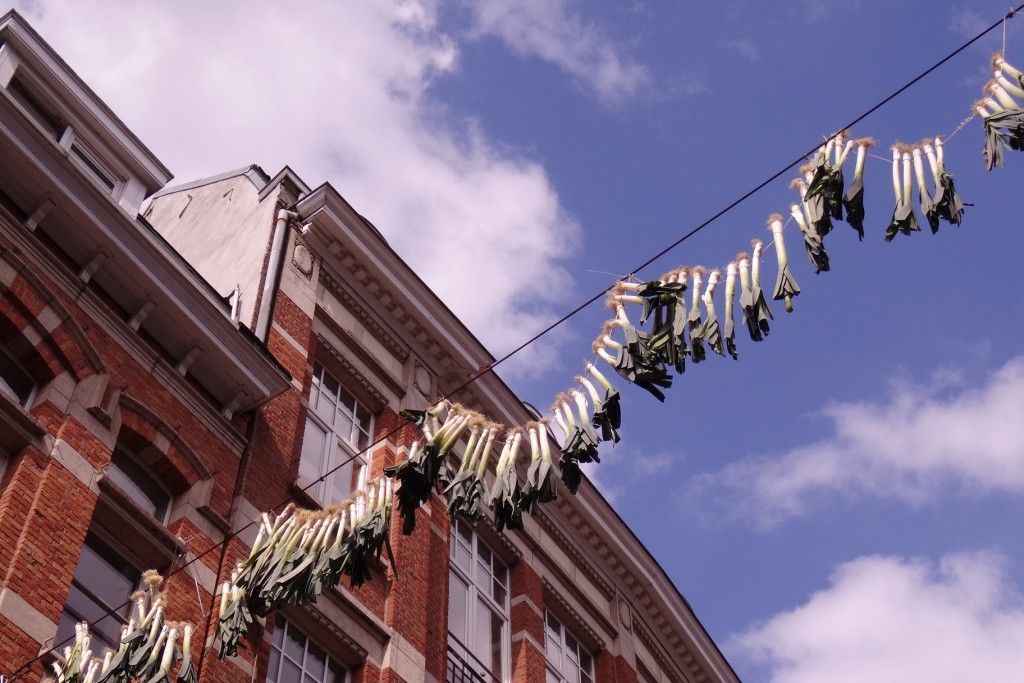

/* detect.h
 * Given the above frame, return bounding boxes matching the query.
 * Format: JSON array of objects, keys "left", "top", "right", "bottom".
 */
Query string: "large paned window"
[
  {"left": 299, "top": 362, "right": 373, "bottom": 505},
  {"left": 266, "top": 615, "right": 347, "bottom": 683},
  {"left": 544, "top": 612, "right": 595, "bottom": 683},
  {"left": 447, "top": 519, "right": 509, "bottom": 681},
  {"left": 56, "top": 533, "right": 141, "bottom": 654}
]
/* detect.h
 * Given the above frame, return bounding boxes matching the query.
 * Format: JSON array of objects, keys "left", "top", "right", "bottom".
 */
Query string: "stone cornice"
[
  {"left": 542, "top": 577, "right": 606, "bottom": 652},
  {"left": 534, "top": 509, "right": 615, "bottom": 601},
  {"left": 315, "top": 333, "right": 388, "bottom": 412},
  {"left": 320, "top": 269, "right": 409, "bottom": 363},
  {"left": 634, "top": 621, "right": 685, "bottom": 683}
]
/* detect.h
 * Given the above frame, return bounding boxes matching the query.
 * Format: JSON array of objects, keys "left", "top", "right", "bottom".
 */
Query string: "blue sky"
[{"left": 19, "top": 1, "right": 1024, "bottom": 680}]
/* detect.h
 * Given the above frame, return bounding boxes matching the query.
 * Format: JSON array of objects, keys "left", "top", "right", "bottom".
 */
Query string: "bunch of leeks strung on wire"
[
  {"left": 47, "top": 572, "right": 197, "bottom": 683},
  {"left": 885, "top": 144, "right": 922, "bottom": 241},
  {"left": 842, "top": 137, "right": 875, "bottom": 240},
  {"left": 217, "top": 481, "right": 395, "bottom": 658},
  {"left": 519, "top": 421, "right": 559, "bottom": 513},
  {"left": 385, "top": 402, "right": 474, "bottom": 535},
  {"left": 600, "top": 288, "right": 673, "bottom": 400},
  {"left": 920, "top": 137, "right": 965, "bottom": 230},
  {"left": 803, "top": 132, "right": 847, "bottom": 233},
  {"left": 979, "top": 52, "right": 1024, "bottom": 170},
  {"left": 444, "top": 420, "right": 498, "bottom": 524},
  {"left": 551, "top": 390, "right": 601, "bottom": 494},
  {"left": 627, "top": 273, "right": 688, "bottom": 374},
  {"left": 488, "top": 428, "right": 524, "bottom": 531}
]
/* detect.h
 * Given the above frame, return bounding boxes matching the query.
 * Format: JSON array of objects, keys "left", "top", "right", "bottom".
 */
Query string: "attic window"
[
  {"left": 70, "top": 142, "right": 118, "bottom": 193},
  {"left": 6, "top": 75, "right": 65, "bottom": 141}
]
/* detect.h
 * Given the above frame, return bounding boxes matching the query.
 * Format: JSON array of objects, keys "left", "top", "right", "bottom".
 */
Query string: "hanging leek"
[
  {"left": 489, "top": 429, "right": 524, "bottom": 531},
  {"left": 687, "top": 266, "right": 707, "bottom": 363},
  {"left": 768, "top": 215, "right": 799, "bottom": 312},
  {"left": 724, "top": 261, "right": 738, "bottom": 359},
  {"left": 842, "top": 137, "right": 874, "bottom": 240},
  {"left": 885, "top": 145, "right": 922, "bottom": 241},
  {"left": 750, "top": 241, "right": 774, "bottom": 334},
  {"left": 698, "top": 269, "right": 724, "bottom": 357},
  {"left": 519, "top": 421, "right": 558, "bottom": 513},
  {"left": 922, "top": 137, "right": 965, "bottom": 229}
]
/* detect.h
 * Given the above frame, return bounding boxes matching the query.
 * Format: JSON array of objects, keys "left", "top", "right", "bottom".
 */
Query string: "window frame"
[
  {"left": 447, "top": 518, "right": 511, "bottom": 682},
  {"left": 298, "top": 362, "right": 375, "bottom": 506},
  {"left": 544, "top": 611, "right": 595, "bottom": 683},
  {"left": 55, "top": 531, "right": 143, "bottom": 656},
  {"left": 266, "top": 614, "right": 348, "bottom": 683},
  {"left": 104, "top": 445, "right": 174, "bottom": 525}
]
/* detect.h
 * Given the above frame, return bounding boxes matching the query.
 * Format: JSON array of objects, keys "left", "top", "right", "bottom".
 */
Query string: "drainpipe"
[{"left": 255, "top": 208, "right": 298, "bottom": 341}]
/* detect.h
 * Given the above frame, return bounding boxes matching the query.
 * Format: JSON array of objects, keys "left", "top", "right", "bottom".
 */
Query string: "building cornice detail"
[
  {"left": 320, "top": 269, "right": 409, "bottom": 363},
  {"left": 534, "top": 510, "right": 615, "bottom": 601},
  {"left": 633, "top": 621, "right": 685, "bottom": 683},
  {"left": 315, "top": 333, "right": 388, "bottom": 411},
  {"left": 542, "top": 577, "right": 606, "bottom": 652}
]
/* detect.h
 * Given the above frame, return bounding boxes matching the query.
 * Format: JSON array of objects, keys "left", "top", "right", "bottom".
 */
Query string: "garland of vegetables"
[{"left": 39, "top": 49, "right": 1024, "bottom": 683}]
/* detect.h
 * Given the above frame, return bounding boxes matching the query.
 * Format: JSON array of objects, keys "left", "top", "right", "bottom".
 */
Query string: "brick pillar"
[
  {"left": 510, "top": 561, "right": 547, "bottom": 683},
  {"left": 0, "top": 425, "right": 104, "bottom": 678},
  {"left": 595, "top": 651, "right": 640, "bottom": 683}
]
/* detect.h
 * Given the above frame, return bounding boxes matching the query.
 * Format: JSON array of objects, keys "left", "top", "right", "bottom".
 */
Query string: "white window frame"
[
  {"left": 544, "top": 611, "right": 595, "bottom": 683},
  {"left": 299, "top": 362, "right": 374, "bottom": 505},
  {"left": 447, "top": 518, "right": 510, "bottom": 682},
  {"left": 266, "top": 615, "right": 348, "bottom": 683}
]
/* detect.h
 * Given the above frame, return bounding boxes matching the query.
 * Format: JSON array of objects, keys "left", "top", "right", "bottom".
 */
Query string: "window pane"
[
  {"left": 306, "top": 642, "right": 327, "bottom": 680},
  {"left": 284, "top": 625, "right": 306, "bottom": 663},
  {"left": 299, "top": 420, "right": 327, "bottom": 486},
  {"left": 492, "top": 575, "right": 507, "bottom": 606},
  {"left": 447, "top": 572, "right": 468, "bottom": 642},
  {"left": 322, "top": 371, "right": 339, "bottom": 399},
  {"left": 328, "top": 660, "right": 345, "bottom": 683},
  {"left": 278, "top": 658, "right": 301, "bottom": 683},
  {"left": 324, "top": 453, "right": 354, "bottom": 506},
  {"left": 0, "top": 346, "right": 33, "bottom": 406},
  {"left": 487, "top": 607, "right": 504, "bottom": 679}
]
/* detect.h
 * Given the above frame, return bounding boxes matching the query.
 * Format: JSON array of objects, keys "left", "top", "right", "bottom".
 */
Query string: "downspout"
[{"left": 255, "top": 208, "right": 298, "bottom": 341}]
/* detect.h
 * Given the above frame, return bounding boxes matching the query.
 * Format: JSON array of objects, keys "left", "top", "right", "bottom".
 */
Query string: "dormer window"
[
  {"left": 6, "top": 73, "right": 65, "bottom": 141},
  {"left": 0, "top": 342, "right": 33, "bottom": 407},
  {"left": 69, "top": 140, "right": 119, "bottom": 193}
]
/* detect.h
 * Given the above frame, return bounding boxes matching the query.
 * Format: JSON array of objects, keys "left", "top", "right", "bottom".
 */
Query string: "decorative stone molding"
[
  {"left": 298, "top": 603, "right": 370, "bottom": 663},
  {"left": 320, "top": 269, "right": 409, "bottom": 363},
  {"left": 315, "top": 334, "right": 388, "bottom": 412},
  {"left": 634, "top": 621, "right": 685, "bottom": 683},
  {"left": 292, "top": 239, "right": 314, "bottom": 280},
  {"left": 542, "top": 577, "right": 606, "bottom": 652},
  {"left": 534, "top": 510, "right": 615, "bottom": 601}
]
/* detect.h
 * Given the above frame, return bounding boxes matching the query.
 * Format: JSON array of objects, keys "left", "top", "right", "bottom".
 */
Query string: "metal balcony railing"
[{"left": 446, "top": 634, "right": 502, "bottom": 683}]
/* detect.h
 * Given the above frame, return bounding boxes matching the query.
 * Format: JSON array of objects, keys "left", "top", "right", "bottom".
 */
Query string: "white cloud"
[
  {"left": 727, "top": 38, "right": 760, "bottom": 63},
  {"left": 582, "top": 444, "right": 676, "bottom": 503},
  {"left": 687, "top": 357, "right": 1024, "bottom": 526},
  {"left": 463, "top": 0, "right": 651, "bottom": 106},
  {"left": 16, "top": 0, "right": 580, "bottom": 377},
  {"left": 734, "top": 551, "right": 1024, "bottom": 683}
]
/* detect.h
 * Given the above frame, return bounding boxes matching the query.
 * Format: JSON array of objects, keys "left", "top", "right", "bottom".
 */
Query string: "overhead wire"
[{"left": 7, "top": 4, "right": 1022, "bottom": 681}]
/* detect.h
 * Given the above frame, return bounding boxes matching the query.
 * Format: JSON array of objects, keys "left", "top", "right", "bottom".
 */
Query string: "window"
[
  {"left": 105, "top": 446, "right": 172, "bottom": 523},
  {"left": 0, "top": 342, "right": 34, "bottom": 407},
  {"left": 6, "top": 74, "right": 65, "bottom": 141},
  {"left": 69, "top": 141, "right": 118, "bottom": 193},
  {"left": 447, "top": 519, "right": 509, "bottom": 681},
  {"left": 56, "top": 533, "right": 141, "bottom": 654},
  {"left": 299, "top": 362, "right": 373, "bottom": 505},
  {"left": 544, "top": 612, "right": 594, "bottom": 683},
  {"left": 267, "top": 615, "right": 347, "bottom": 683}
]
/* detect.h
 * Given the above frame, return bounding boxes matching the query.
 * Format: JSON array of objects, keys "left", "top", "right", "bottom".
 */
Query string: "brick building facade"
[{"left": 0, "top": 11, "right": 740, "bottom": 683}]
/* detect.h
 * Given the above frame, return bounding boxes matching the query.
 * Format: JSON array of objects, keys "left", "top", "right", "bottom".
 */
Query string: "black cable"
[{"left": 8, "top": 5, "right": 1020, "bottom": 680}]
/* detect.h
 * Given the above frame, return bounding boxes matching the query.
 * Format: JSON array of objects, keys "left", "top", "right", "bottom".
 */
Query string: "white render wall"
[{"left": 145, "top": 174, "right": 278, "bottom": 330}]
